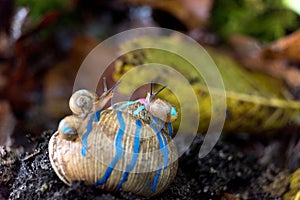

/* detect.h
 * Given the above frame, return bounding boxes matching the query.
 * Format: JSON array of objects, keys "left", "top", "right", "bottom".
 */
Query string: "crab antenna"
[
  {"left": 153, "top": 85, "right": 167, "bottom": 96},
  {"left": 103, "top": 77, "right": 108, "bottom": 92}
]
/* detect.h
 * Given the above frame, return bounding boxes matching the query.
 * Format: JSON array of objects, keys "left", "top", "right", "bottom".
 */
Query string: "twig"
[{"left": 21, "top": 150, "right": 40, "bottom": 161}]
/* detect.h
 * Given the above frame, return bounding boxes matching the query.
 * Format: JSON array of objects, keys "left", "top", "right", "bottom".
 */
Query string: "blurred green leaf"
[
  {"left": 17, "top": 0, "right": 69, "bottom": 23},
  {"left": 211, "top": 0, "right": 299, "bottom": 43},
  {"left": 113, "top": 36, "right": 300, "bottom": 134}
]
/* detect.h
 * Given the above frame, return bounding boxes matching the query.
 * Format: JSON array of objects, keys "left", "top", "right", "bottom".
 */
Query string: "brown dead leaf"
[
  {"left": 120, "top": 0, "right": 213, "bottom": 29},
  {"left": 222, "top": 193, "right": 237, "bottom": 200},
  {"left": 43, "top": 36, "right": 117, "bottom": 119},
  {"left": 230, "top": 34, "right": 300, "bottom": 89},
  {"left": 44, "top": 36, "right": 100, "bottom": 119},
  {"left": 261, "top": 29, "right": 300, "bottom": 62},
  {"left": 0, "top": 32, "right": 10, "bottom": 58},
  {"left": 0, "top": 63, "right": 8, "bottom": 90},
  {"left": 0, "top": 101, "right": 16, "bottom": 147}
]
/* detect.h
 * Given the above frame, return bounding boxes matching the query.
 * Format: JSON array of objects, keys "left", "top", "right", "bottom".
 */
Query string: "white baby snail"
[
  {"left": 68, "top": 89, "right": 98, "bottom": 117},
  {"left": 69, "top": 81, "right": 120, "bottom": 118},
  {"left": 57, "top": 115, "right": 81, "bottom": 141},
  {"left": 144, "top": 84, "right": 178, "bottom": 123},
  {"left": 48, "top": 80, "right": 178, "bottom": 197}
]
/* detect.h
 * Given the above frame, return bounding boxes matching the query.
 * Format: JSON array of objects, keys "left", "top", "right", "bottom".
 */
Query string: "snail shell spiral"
[
  {"left": 147, "top": 98, "right": 177, "bottom": 123},
  {"left": 69, "top": 89, "right": 98, "bottom": 117},
  {"left": 49, "top": 89, "right": 178, "bottom": 197},
  {"left": 57, "top": 115, "right": 81, "bottom": 141}
]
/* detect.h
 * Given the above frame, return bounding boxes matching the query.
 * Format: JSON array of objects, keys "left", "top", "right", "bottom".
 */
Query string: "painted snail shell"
[{"left": 49, "top": 89, "right": 178, "bottom": 197}]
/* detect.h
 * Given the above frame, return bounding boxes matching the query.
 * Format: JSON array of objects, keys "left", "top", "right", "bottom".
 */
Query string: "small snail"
[{"left": 48, "top": 81, "right": 178, "bottom": 197}]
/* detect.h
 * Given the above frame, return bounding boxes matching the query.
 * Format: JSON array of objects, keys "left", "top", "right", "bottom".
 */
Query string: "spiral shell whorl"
[
  {"left": 49, "top": 109, "right": 178, "bottom": 197},
  {"left": 148, "top": 98, "right": 177, "bottom": 123},
  {"left": 58, "top": 116, "right": 81, "bottom": 141},
  {"left": 49, "top": 88, "right": 178, "bottom": 197},
  {"left": 69, "top": 89, "right": 97, "bottom": 117}
]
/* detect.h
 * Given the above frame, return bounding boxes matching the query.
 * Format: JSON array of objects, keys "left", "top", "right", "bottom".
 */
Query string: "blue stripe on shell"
[
  {"left": 159, "top": 131, "right": 168, "bottom": 169},
  {"left": 115, "top": 101, "right": 145, "bottom": 117},
  {"left": 150, "top": 167, "right": 162, "bottom": 192},
  {"left": 116, "top": 119, "right": 142, "bottom": 190},
  {"left": 81, "top": 110, "right": 102, "bottom": 157},
  {"left": 152, "top": 116, "right": 164, "bottom": 132},
  {"left": 167, "top": 122, "right": 173, "bottom": 137},
  {"left": 94, "top": 110, "right": 125, "bottom": 186},
  {"left": 149, "top": 117, "right": 169, "bottom": 192},
  {"left": 95, "top": 110, "right": 101, "bottom": 121},
  {"left": 133, "top": 105, "right": 145, "bottom": 116},
  {"left": 151, "top": 117, "right": 168, "bottom": 168},
  {"left": 117, "top": 101, "right": 137, "bottom": 110},
  {"left": 61, "top": 126, "right": 74, "bottom": 134},
  {"left": 90, "top": 101, "right": 172, "bottom": 191}
]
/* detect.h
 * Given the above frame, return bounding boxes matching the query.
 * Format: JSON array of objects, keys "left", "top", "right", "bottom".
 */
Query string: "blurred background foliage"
[
  {"left": 1, "top": 1, "right": 300, "bottom": 199},
  {"left": 16, "top": 0, "right": 70, "bottom": 24},
  {"left": 15, "top": 0, "right": 300, "bottom": 43},
  {"left": 211, "top": 0, "right": 299, "bottom": 43},
  {"left": 0, "top": 0, "right": 298, "bottom": 143}
]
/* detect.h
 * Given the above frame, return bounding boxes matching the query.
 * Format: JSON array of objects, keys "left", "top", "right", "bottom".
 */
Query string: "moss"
[
  {"left": 17, "top": 0, "right": 69, "bottom": 24},
  {"left": 211, "top": 0, "right": 299, "bottom": 43}
]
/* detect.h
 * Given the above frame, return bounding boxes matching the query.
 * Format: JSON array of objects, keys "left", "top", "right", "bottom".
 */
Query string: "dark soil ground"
[{"left": 0, "top": 131, "right": 284, "bottom": 200}]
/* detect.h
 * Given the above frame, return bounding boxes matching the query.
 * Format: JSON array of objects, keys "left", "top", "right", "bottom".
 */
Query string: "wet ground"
[{"left": 0, "top": 131, "right": 283, "bottom": 200}]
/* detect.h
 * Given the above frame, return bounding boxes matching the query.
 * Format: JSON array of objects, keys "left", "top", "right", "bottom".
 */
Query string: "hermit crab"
[{"left": 48, "top": 81, "right": 178, "bottom": 197}]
